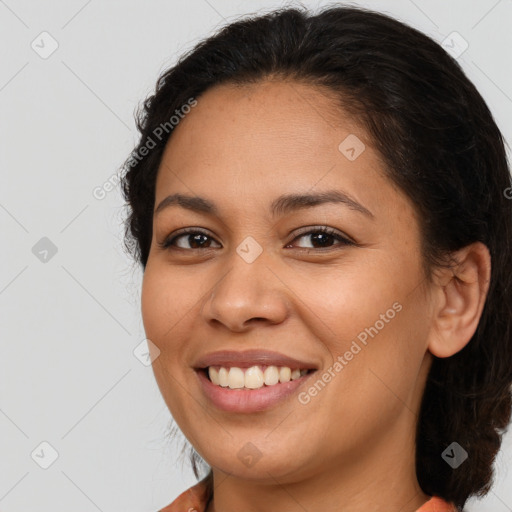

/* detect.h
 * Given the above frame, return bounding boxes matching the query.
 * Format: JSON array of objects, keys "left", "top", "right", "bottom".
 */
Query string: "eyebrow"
[{"left": 154, "top": 190, "right": 374, "bottom": 219}]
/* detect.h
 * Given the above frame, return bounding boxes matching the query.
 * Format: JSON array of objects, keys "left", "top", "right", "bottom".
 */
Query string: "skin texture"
[{"left": 141, "top": 79, "right": 491, "bottom": 512}]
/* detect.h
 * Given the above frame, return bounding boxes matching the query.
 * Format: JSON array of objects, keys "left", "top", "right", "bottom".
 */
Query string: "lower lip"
[{"left": 195, "top": 369, "right": 316, "bottom": 413}]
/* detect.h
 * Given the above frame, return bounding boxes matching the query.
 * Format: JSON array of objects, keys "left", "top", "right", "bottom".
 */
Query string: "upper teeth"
[{"left": 208, "top": 366, "right": 309, "bottom": 389}]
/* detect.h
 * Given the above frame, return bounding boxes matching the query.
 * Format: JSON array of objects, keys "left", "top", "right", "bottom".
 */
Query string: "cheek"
[
  {"left": 294, "top": 251, "right": 427, "bottom": 393},
  {"left": 293, "top": 255, "right": 406, "bottom": 348},
  {"left": 141, "top": 261, "right": 207, "bottom": 365},
  {"left": 141, "top": 266, "right": 192, "bottom": 413},
  {"left": 141, "top": 264, "right": 189, "bottom": 341},
  {"left": 141, "top": 266, "right": 188, "bottom": 401},
  {"left": 141, "top": 270, "right": 166, "bottom": 342}
]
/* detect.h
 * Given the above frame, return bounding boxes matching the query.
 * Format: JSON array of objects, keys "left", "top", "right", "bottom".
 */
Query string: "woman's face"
[{"left": 142, "top": 79, "right": 435, "bottom": 484}]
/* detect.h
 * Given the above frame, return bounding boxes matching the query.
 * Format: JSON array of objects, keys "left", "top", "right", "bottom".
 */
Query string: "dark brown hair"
[{"left": 120, "top": 4, "right": 512, "bottom": 510}]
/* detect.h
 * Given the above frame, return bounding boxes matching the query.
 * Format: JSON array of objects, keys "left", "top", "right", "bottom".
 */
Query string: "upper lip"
[{"left": 193, "top": 349, "right": 318, "bottom": 370}]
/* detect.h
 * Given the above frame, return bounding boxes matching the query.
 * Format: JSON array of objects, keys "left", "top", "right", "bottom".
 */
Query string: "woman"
[{"left": 120, "top": 4, "right": 512, "bottom": 511}]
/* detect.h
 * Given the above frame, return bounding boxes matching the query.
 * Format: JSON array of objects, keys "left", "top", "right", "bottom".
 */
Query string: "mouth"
[
  {"left": 199, "top": 364, "right": 315, "bottom": 390},
  {"left": 195, "top": 365, "right": 318, "bottom": 413}
]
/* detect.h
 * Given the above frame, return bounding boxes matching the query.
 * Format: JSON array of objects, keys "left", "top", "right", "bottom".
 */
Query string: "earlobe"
[{"left": 427, "top": 242, "right": 491, "bottom": 359}]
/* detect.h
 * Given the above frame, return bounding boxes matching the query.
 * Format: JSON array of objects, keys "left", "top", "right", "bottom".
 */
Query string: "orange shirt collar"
[{"left": 159, "top": 478, "right": 458, "bottom": 512}]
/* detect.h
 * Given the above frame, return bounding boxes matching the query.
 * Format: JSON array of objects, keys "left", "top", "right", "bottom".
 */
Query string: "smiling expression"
[{"left": 141, "top": 78, "right": 435, "bottom": 484}]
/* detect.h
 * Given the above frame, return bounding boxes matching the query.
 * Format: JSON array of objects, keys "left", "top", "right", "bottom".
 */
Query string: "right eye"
[{"left": 158, "top": 228, "right": 222, "bottom": 250}]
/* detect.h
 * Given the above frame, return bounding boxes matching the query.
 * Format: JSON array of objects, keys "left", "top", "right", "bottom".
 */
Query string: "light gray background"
[{"left": 0, "top": 0, "right": 511, "bottom": 510}]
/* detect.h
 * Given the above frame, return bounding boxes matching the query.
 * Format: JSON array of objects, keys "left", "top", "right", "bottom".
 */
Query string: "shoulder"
[
  {"left": 159, "top": 476, "right": 212, "bottom": 512},
  {"left": 415, "top": 495, "right": 458, "bottom": 512}
]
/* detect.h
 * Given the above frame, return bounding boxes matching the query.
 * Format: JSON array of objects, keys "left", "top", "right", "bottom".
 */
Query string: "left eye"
[
  {"left": 159, "top": 227, "right": 354, "bottom": 251},
  {"left": 288, "top": 227, "right": 354, "bottom": 250}
]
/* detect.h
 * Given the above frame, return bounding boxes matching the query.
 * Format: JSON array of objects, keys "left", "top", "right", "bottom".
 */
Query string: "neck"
[{"left": 205, "top": 420, "right": 430, "bottom": 512}]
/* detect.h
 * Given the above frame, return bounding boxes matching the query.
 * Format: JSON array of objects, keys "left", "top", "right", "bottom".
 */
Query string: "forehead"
[
  {"left": 163, "top": 79, "right": 362, "bottom": 156},
  {"left": 154, "top": 79, "right": 413, "bottom": 225}
]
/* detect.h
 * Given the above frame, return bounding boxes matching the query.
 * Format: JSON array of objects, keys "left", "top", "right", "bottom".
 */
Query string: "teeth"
[
  {"left": 263, "top": 366, "right": 279, "bottom": 386},
  {"left": 207, "top": 365, "right": 311, "bottom": 390},
  {"left": 279, "top": 366, "right": 291, "bottom": 383},
  {"left": 291, "top": 369, "right": 301, "bottom": 380},
  {"left": 218, "top": 367, "right": 229, "bottom": 387},
  {"left": 209, "top": 367, "right": 220, "bottom": 385},
  {"left": 244, "top": 366, "right": 264, "bottom": 389},
  {"left": 227, "top": 367, "right": 245, "bottom": 389}
]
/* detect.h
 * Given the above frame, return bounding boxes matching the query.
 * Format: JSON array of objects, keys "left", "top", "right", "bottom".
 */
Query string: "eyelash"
[{"left": 157, "top": 226, "right": 356, "bottom": 252}]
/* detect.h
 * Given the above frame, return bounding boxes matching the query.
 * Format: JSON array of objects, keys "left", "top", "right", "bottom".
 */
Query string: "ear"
[{"left": 428, "top": 242, "right": 491, "bottom": 358}]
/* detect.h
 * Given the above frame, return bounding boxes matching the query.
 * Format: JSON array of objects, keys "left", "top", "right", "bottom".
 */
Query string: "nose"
[{"left": 200, "top": 251, "right": 290, "bottom": 333}]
